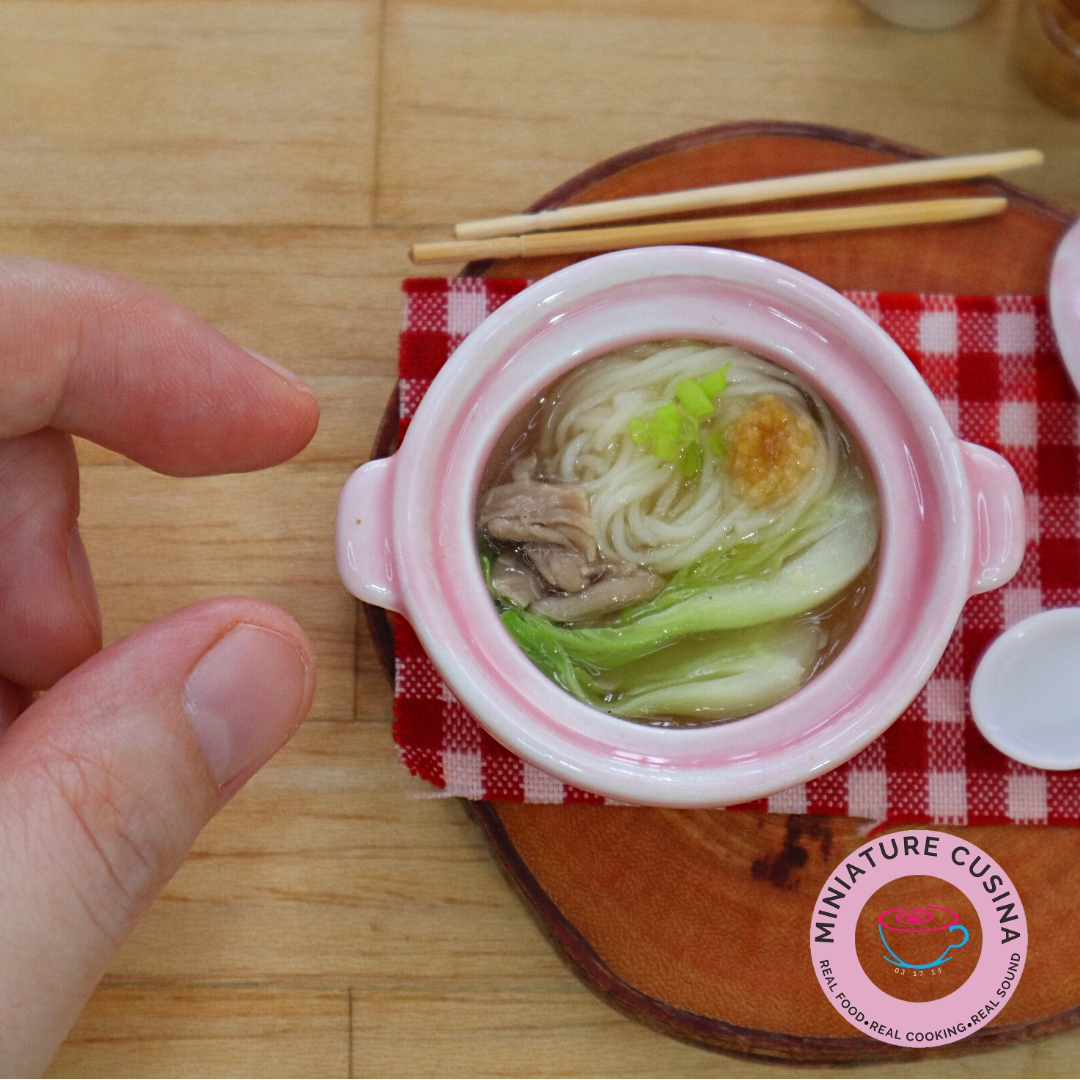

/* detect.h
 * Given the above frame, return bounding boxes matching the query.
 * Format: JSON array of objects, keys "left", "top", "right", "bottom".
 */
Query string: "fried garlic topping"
[{"left": 729, "top": 394, "right": 818, "bottom": 507}]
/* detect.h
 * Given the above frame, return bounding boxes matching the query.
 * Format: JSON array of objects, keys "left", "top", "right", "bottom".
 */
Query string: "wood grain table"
[{"left": 0, "top": 1, "right": 1072, "bottom": 1075}]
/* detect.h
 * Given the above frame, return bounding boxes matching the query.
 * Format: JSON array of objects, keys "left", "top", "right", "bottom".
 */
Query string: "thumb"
[{"left": 0, "top": 598, "right": 316, "bottom": 1077}]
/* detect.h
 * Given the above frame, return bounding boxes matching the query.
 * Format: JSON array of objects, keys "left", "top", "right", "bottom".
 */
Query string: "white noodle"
[{"left": 535, "top": 340, "right": 841, "bottom": 575}]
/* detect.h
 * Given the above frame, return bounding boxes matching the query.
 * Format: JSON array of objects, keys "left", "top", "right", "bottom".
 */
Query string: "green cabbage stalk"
[{"left": 492, "top": 481, "right": 878, "bottom": 720}]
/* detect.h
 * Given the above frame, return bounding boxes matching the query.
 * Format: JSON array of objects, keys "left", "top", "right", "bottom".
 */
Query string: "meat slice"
[
  {"left": 525, "top": 546, "right": 596, "bottom": 593},
  {"left": 480, "top": 459, "right": 662, "bottom": 618},
  {"left": 479, "top": 477, "right": 598, "bottom": 561},
  {"left": 529, "top": 564, "right": 663, "bottom": 623},
  {"left": 490, "top": 551, "right": 547, "bottom": 608}
]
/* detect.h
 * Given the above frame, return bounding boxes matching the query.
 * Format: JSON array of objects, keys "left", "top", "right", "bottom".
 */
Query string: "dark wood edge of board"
[{"left": 361, "top": 120, "right": 1080, "bottom": 1062}]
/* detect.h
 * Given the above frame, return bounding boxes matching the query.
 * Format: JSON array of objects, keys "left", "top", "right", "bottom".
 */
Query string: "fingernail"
[
  {"left": 244, "top": 349, "right": 317, "bottom": 398},
  {"left": 67, "top": 524, "right": 101, "bottom": 634},
  {"left": 183, "top": 624, "right": 310, "bottom": 786}
]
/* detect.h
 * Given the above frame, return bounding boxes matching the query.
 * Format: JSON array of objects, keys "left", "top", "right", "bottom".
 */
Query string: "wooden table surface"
[{"left": 7, "top": 1, "right": 1075, "bottom": 1075}]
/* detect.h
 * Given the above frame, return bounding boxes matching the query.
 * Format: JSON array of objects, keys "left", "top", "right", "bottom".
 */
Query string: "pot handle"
[
  {"left": 335, "top": 456, "right": 403, "bottom": 613},
  {"left": 961, "top": 441, "right": 1026, "bottom": 596}
]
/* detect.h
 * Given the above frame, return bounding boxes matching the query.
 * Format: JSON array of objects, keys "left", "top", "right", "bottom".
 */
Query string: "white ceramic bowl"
[
  {"left": 857, "top": 0, "right": 986, "bottom": 30},
  {"left": 1049, "top": 215, "right": 1080, "bottom": 395},
  {"left": 336, "top": 247, "right": 1025, "bottom": 807},
  {"left": 971, "top": 609, "right": 1080, "bottom": 771}
]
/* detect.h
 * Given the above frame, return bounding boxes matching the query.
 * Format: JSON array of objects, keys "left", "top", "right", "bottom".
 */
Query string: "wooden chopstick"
[
  {"left": 411, "top": 196, "right": 1008, "bottom": 265},
  {"left": 453, "top": 149, "right": 1041, "bottom": 241}
]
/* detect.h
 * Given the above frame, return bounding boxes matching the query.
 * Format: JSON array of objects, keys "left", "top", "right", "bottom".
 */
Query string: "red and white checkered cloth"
[{"left": 392, "top": 277, "right": 1080, "bottom": 825}]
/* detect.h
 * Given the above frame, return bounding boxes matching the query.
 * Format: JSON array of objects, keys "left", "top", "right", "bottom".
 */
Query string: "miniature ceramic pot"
[{"left": 335, "top": 247, "right": 1025, "bottom": 807}]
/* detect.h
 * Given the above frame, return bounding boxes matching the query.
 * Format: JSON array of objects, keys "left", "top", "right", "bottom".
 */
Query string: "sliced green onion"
[
  {"left": 652, "top": 432, "right": 680, "bottom": 463},
  {"left": 627, "top": 365, "right": 732, "bottom": 470},
  {"left": 675, "top": 377, "right": 715, "bottom": 419},
  {"left": 699, "top": 363, "right": 731, "bottom": 399},
  {"left": 679, "top": 442, "right": 703, "bottom": 478},
  {"left": 654, "top": 401, "right": 681, "bottom": 434}
]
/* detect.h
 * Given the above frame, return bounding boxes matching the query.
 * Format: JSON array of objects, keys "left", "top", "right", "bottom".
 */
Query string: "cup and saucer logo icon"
[{"left": 877, "top": 906, "right": 969, "bottom": 970}]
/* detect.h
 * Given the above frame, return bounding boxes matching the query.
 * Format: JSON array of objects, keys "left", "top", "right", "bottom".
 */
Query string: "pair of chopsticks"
[{"left": 408, "top": 149, "right": 1042, "bottom": 265}]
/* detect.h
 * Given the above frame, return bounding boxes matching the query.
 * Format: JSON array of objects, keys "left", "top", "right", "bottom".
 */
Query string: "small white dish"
[
  {"left": 856, "top": 0, "right": 987, "bottom": 30},
  {"left": 971, "top": 609, "right": 1080, "bottom": 770},
  {"left": 1049, "top": 216, "right": 1080, "bottom": 396}
]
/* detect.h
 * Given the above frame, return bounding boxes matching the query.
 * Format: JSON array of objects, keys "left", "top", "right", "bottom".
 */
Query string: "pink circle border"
[{"left": 809, "top": 830, "right": 1027, "bottom": 1048}]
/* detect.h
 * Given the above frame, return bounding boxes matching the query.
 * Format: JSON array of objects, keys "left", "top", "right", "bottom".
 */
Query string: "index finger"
[{"left": 0, "top": 256, "right": 319, "bottom": 476}]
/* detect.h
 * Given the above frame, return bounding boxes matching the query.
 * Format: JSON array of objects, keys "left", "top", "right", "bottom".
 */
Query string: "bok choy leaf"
[
  {"left": 503, "top": 481, "right": 877, "bottom": 670},
  {"left": 491, "top": 477, "right": 878, "bottom": 720}
]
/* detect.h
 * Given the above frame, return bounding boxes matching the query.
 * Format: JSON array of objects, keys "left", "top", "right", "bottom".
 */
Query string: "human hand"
[{"left": 0, "top": 256, "right": 321, "bottom": 1075}]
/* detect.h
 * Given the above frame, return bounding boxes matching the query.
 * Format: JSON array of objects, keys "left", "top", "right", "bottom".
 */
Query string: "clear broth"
[{"left": 476, "top": 344, "right": 880, "bottom": 726}]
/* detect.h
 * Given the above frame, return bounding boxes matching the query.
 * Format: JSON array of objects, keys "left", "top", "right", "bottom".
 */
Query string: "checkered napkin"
[{"left": 392, "top": 278, "right": 1080, "bottom": 825}]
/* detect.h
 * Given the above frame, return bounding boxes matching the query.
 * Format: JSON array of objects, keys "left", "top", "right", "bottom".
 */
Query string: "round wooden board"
[{"left": 369, "top": 122, "right": 1080, "bottom": 1064}]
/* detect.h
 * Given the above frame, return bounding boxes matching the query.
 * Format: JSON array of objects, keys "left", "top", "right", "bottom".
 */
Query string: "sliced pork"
[
  {"left": 528, "top": 563, "right": 663, "bottom": 623},
  {"left": 490, "top": 551, "right": 547, "bottom": 609},
  {"left": 478, "top": 473, "right": 598, "bottom": 562},
  {"left": 482, "top": 459, "right": 664, "bottom": 623},
  {"left": 525, "top": 546, "right": 596, "bottom": 593}
]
